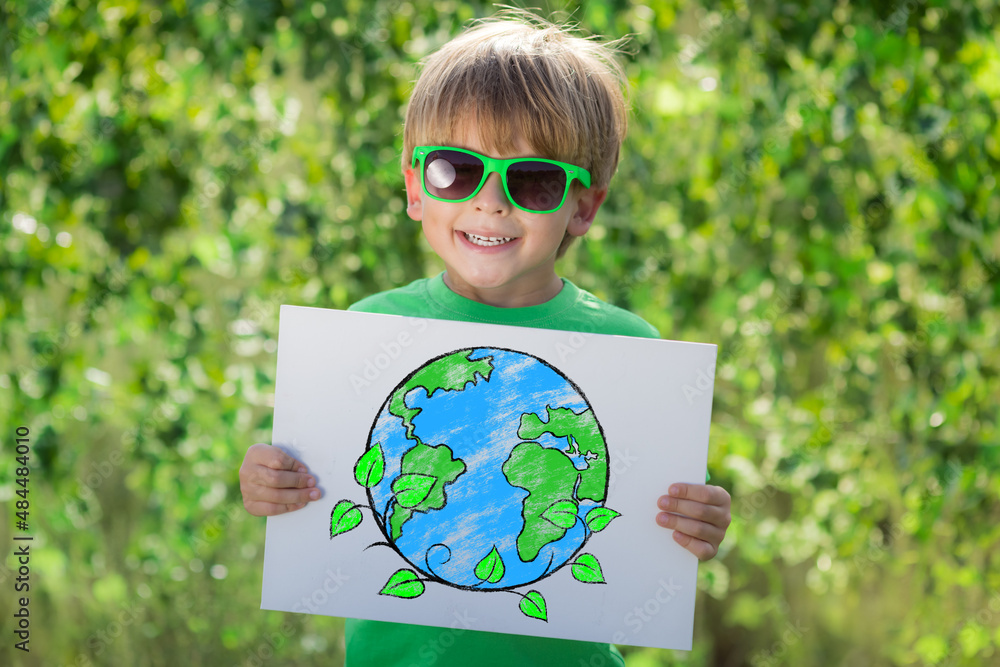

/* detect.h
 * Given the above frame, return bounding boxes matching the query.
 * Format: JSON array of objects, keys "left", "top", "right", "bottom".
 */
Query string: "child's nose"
[{"left": 473, "top": 173, "right": 512, "bottom": 213}]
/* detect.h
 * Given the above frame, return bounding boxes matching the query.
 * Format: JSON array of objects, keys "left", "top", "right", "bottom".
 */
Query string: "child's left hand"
[{"left": 656, "top": 483, "right": 731, "bottom": 561}]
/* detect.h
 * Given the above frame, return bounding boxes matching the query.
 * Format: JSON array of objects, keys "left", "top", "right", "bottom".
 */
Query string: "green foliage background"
[{"left": 1, "top": 0, "right": 999, "bottom": 665}]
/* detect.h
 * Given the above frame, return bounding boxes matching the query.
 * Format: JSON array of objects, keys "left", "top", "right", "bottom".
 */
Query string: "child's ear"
[
  {"left": 566, "top": 187, "right": 608, "bottom": 238},
  {"left": 403, "top": 168, "right": 423, "bottom": 221}
]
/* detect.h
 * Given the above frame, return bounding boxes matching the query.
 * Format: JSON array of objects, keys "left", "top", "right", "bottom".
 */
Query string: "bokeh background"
[{"left": 2, "top": 0, "right": 999, "bottom": 665}]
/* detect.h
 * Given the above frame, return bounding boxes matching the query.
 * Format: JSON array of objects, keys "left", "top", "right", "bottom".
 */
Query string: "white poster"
[{"left": 261, "top": 305, "right": 717, "bottom": 651}]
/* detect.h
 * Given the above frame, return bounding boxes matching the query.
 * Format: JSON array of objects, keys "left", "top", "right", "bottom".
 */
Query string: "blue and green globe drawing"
[{"left": 330, "top": 347, "right": 621, "bottom": 620}]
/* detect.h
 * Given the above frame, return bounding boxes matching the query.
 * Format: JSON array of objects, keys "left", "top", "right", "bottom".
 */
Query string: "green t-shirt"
[
  {"left": 344, "top": 272, "right": 660, "bottom": 667},
  {"left": 348, "top": 272, "right": 660, "bottom": 338}
]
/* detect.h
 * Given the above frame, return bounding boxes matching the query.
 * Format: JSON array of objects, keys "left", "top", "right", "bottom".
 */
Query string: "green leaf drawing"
[
  {"left": 584, "top": 506, "right": 621, "bottom": 533},
  {"left": 474, "top": 545, "right": 505, "bottom": 584},
  {"left": 541, "top": 499, "right": 579, "bottom": 529},
  {"left": 379, "top": 569, "right": 425, "bottom": 599},
  {"left": 570, "top": 553, "right": 606, "bottom": 584},
  {"left": 391, "top": 473, "right": 436, "bottom": 508},
  {"left": 519, "top": 590, "right": 548, "bottom": 622},
  {"left": 329, "top": 500, "right": 363, "bottom": 538},
  {"left": 355, "top": 442, "right": 385, "bottom": 488}
]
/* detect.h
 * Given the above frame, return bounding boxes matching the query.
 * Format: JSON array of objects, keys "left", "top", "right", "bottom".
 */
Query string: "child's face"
[{"left": 404, "top": 123, "right": 606, "bottom": 308}]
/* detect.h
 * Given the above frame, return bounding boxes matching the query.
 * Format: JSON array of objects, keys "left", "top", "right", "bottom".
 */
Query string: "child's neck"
[{"left": 442, "top": 271, "right": 564, "bottom": 308}]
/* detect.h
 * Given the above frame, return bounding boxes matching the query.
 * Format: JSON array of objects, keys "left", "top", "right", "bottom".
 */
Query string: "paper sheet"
[{"left": 261, "top": 306, "right": 717, "bottom": 650}]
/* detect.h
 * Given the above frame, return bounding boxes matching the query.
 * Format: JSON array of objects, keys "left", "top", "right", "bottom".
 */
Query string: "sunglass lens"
[
  {"left": 424, "top": 150, "right": 484, "bottom": 200},
  {"left": 506, "top": 162, "right": 568, "bottom": 212}
]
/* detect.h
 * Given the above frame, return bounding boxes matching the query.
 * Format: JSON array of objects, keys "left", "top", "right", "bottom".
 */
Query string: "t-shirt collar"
[{"left": 426, "top": 272, "right": 579, "bottom": 325}]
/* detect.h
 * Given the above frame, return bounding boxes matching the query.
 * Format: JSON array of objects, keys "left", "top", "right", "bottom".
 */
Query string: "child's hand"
[
  {"left": 239, "top": 443, "right": 322, "bottom": 516},
  {"left": 656, "top": 483, "right": 731, "bottom": 561}
]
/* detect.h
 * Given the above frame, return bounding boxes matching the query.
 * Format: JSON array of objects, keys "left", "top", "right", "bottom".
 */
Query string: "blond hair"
[{"left": 402, "top": 11, "right": 630, "bottom": 252}]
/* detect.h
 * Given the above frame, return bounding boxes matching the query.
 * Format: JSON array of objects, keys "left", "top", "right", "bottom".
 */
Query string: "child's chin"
[
  {"left": 455, "top": 273, "right": 512, "bottom": 290},
  {"left": 449, "top": 268, "right": 524, "bottom": 291}
]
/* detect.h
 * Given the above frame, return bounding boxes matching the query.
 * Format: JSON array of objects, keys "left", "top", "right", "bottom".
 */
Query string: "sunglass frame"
[{"left": 411, "top": 145, "right": 592, "bottom": 214}]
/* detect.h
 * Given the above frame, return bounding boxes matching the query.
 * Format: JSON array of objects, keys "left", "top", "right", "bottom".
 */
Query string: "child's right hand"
[{"left": 239, "top": 443, "right": 322, "bottom": 516}]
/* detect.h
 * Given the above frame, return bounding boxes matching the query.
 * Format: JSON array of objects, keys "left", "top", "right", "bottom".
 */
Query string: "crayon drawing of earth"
[{"left": 364, "top": 347, "right": 609, "bottom": 590}]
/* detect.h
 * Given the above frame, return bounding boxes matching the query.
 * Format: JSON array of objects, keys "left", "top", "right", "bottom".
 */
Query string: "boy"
[{"left": 239, "top": 12, "right": 731, "bottom": 666}]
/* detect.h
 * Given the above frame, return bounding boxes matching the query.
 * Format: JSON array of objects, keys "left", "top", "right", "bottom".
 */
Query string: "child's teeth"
[{"left": 464, "top": 233, "right": 513, "bottom": 246}]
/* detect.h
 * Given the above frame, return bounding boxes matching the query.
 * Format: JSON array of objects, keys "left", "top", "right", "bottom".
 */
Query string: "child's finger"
[
  {"left": 656, "top": 511, "right": 725, "bottom": 546},
  {"left": 657, "top": 495, "right": 731, "bottom": 528},
  {"left": 671, "top": 530, "right": 718, "bottom": 561},
  {"left": 250, "top": 465, "right": 316, "bottom": 491},
  {"left": 667, "top": 482, "right": 730, "bottom": 507},
  {"left": 251, "top": 484, "right": 322, "bottom": 506},
  {"left": 244, "top": 499, "right": 309, "bottom": 517},
  {"left": 254, "top": 443, "right": 307, "bottom": 473}
]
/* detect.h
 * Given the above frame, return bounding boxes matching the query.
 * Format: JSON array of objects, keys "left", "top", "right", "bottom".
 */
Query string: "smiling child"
[{"left": 240, "top": 11, "right": 732, "bottom": 666}]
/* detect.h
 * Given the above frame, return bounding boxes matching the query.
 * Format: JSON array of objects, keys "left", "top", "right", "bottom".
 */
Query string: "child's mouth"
[{"left": 463, "top": 232, "right": 514, "bottom": 247}]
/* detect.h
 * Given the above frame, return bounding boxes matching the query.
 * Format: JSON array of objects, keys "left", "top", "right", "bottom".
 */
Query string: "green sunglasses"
[{"left": 411, "top": 146, "right": 592, "bottom": 214}]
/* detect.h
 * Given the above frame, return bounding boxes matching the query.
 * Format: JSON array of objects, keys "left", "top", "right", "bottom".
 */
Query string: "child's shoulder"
[
  {"left": 564, "top": 280, "right": 661, "bottom": 339},
  {"left": 347, "top": 277, "right": 435, "bottom": 318}
]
